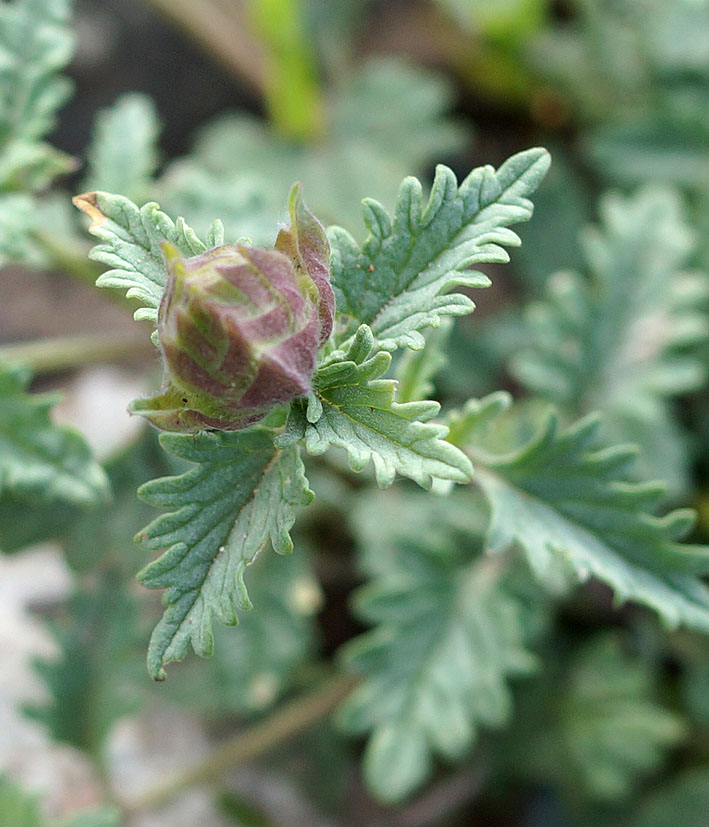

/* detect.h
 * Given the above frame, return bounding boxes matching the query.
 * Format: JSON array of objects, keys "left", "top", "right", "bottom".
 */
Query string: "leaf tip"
[{"left": 72, "top": 191, "right": 105, "bottom": 226}]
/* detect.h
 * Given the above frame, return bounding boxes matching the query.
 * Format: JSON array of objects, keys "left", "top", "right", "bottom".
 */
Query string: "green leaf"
[
  {"left": 449, "top": 392, "right": 709, "bottom": 630},
  {"left": 0, "top": 776, "right": 42, "bottom": 827},
  {"left": 58, "top": 809, "right": 121, "bottom": 827},
  {"left": 297, "top": 325, "right": 473, "bottom": 489},
  {"left": 588, "top": 119, "right": 709, "bottom": 192},
  {"left": 25, "top": 571, "right": 141, "bottom": 756},
  {"left": 0, "top": 776, "right": 119, "bottom": 827},
  {"left": 329, "top": 147, "right": 550, "bottom": 350},
  {"left": 349, "top": 484, "right": 487, "bottom": 578},
  {"left": 0, "top": 362, "right": 109, "bottom": 508},
  {"left": 631, "top": 767, "right": 709, "bottom": 827},
  {"left": 158, "top": 57, "right": 466, "bottom": 242},
  {"left": 395, "top": 317, "right": 452, "bottom": 404},
  {"left": 161, "top": 546, "right": 319, "bottom": 715},
  {"left": 72, "top": 190, "right": 209, "bottom": 323},
  {"left": 0, "top": 193, "right": 36, "bottom": 265},
  {"left": 557, "top": 635, "right": 685, "bottom": 800},
  {"left": 0, "top": 0, "right": 75, "bottom": 190},
  {"left": 512, "top": 187, "right": 708, "bottom": 409},
  {"left": 83, "top": 92, "right": 160, "bottom": 203},
  {"left": 338, "top": 497, "right": 535, "bottom": 802},
  {"left": 136, "top": 428, "right": 313, "bottom": 679},
  {"left": 511, "top": 187, "right": 709, "bottom": 492}
]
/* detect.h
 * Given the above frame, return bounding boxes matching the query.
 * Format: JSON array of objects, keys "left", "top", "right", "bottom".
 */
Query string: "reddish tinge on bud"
[{"left": 130, "top": 185, "right": 334, "bottom": 432}]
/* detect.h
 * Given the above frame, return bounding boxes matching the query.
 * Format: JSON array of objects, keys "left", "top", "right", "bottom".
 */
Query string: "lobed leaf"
[
  {"left": 0, "top": 0, "right": 75, "bottom": 191},
  {"left": 512, "top": 187, "right": 709, "bottom": 494},
  {"left": 135, "top": 428, "right": 313, "bottom": 679},
  {"left": 73, "top": 191, "right": 209, "bottom": 324},
  {"left": 329, "top": 147, "right": 550, "bottom": 350},
  {"left": 0, "top": 362, "right": 109, "bottom": 509},
  {"left": 557, "top": 635, "right": 685, "bottom": 800},
  {"left": 26, "top": 571, "right": 141, "bottom": 756},
  {"left": 83, "top": 92, "right": 161, "bottom": 203},
  {"left": 449, "top": 393, "right": 709, "bottom": 631},
  {"left": 165, "top": 548, "right": 320, "bottom": 716},
  {"left": 339, "top": 502, "right": 535, "bottom": 802},
  {"left": 296, "top": 325, "right": 473, "bottom": 489},
  {"left": 512, "top": 188, "right": 708, "bottom": 409}
]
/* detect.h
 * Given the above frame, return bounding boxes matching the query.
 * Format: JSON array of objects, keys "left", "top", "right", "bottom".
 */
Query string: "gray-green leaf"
[
  {"left": 83, "top": 92, "right": 161, "bottom": 203},
  {"left": 330, "top": 147, "right": 550, "bottom": 350},
  {"left": 0, "top": 362, "right": 109, "bottom": 508},
  {"left": 301, "top": 325, "right": 473, "bottom": 489},
  {"left": 511, "top": 187, "right": 708, "bottom": 492},
  {"left": 136, "top": 428, "right": 313, "bottom": 679},
  {"left": 0, "top": 0, "right": 75, "bottom": 191},
  {"left": 339, "top": 509, "right": 535, "bottom": 802},
  {"left": 73, "top": 191, "right": 208, "bottom": 323},
  {"left": 449, "top": 393, "right": 709, "bottom": 631}
]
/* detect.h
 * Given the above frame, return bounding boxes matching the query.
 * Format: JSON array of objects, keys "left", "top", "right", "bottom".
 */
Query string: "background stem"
[
  {"left": 0, "top": 332, "right": 152, "bottom": 373},
  {"left": 125, "top": 673, "right": 357, "bottom": 814}
]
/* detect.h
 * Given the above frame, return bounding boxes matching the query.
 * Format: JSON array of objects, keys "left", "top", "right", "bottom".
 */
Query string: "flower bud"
[{"left": 130, "top": 185, "right": 334, "bottom": 432}]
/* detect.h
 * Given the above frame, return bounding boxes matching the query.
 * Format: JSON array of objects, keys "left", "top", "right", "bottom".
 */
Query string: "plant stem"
[
  {"left": 141, "top": 0, "right": 266, "bottom": 93},
  {"left": 31, "top": 229, "right": 101, "bottom": 289},
  {"left": 125, "top": 673, "right": 357, "bottom": 814},
  {"left": 30, "top": 230, "right": 138, "bottom": 313},
  {"left": 0, "top": 332, "right": 152, "bottom": 373}
]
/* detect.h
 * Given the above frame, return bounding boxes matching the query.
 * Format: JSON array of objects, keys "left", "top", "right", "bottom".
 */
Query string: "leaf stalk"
[{"left": 124, "top": 672, "right": 357, "bottom": 814}]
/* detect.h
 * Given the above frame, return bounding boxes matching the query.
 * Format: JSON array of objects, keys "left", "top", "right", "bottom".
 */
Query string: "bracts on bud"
[{"left": 130, "top": 185, "right": 334, "bottom": 432}]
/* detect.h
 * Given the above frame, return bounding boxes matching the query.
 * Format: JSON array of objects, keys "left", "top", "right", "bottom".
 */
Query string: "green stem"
[
  {"left": 125, "top": 673, "right": 356, "bottom": 814},
  {"left": 249, "top": 0, "right": 323, "bottom": 141},
  {"left": 0, "top": 332, "right": 152, "bottom": 373},
  {"left": 30, "top": 229, "right": 100, "bottom": 288}
]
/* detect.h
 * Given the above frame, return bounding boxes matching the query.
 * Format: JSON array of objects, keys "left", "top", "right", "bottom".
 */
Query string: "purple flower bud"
[{"left": 130, "top": 186, "right": 334, "bottom": 432}]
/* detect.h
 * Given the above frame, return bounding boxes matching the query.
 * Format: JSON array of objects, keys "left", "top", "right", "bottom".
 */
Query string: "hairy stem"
[
  {"left": 31, "top": 229, "right": 101, "bottom": 288},
  {"left": 0, "top": 332, "right": 152, "bottom": 373},
  {"left": 31, "top": 230, "right": 138, "bottom": 313},
  {"left": 125, "top": 673, "right": 357, "bottom": 813}
]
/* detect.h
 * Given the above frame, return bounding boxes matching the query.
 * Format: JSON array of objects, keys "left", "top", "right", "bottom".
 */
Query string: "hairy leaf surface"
[
  {"left": 512, "top": 188, "right": 708, "bottom": 491},
  {"left": 339, "top": 513, "right": 535, "bottom": 802},
  {"left": 0, "top": 363, "right": 108, "bottom": 508},
  {"left": 330, "top": 147, "right": 550, "bottom": 350},
  {"left": 26, "top": 572, "right": 141, "bottom": 756},
  {"left": 449, "top": 393, "right": 709, "bottom": 630},
  {"left": 73, "top": 191, "right": 212, "bottom": 323},
  {"left": 295, "top": 325, "right": 472, "bottom": 488},
  {"left": 557, "top": 635, "right": 685, "bottom": 800},
  {"left": 83, "top": 93, "right": 160, "bottom": 203},
  {"left": 0, "top": 0, "right": 75, "bottom": 191},
  {"left": 136, "top": 428, "right": 313, "bottom": 679}
]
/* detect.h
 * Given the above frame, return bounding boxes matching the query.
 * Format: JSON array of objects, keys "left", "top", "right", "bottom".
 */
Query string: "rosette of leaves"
[{"left": 75, "top": 147, "right": 550, "bottom": 679}]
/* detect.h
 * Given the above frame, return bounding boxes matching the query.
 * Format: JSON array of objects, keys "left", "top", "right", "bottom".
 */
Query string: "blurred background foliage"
[{"left": 3, "top": 0, "right": 709, "bottom": 824}]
